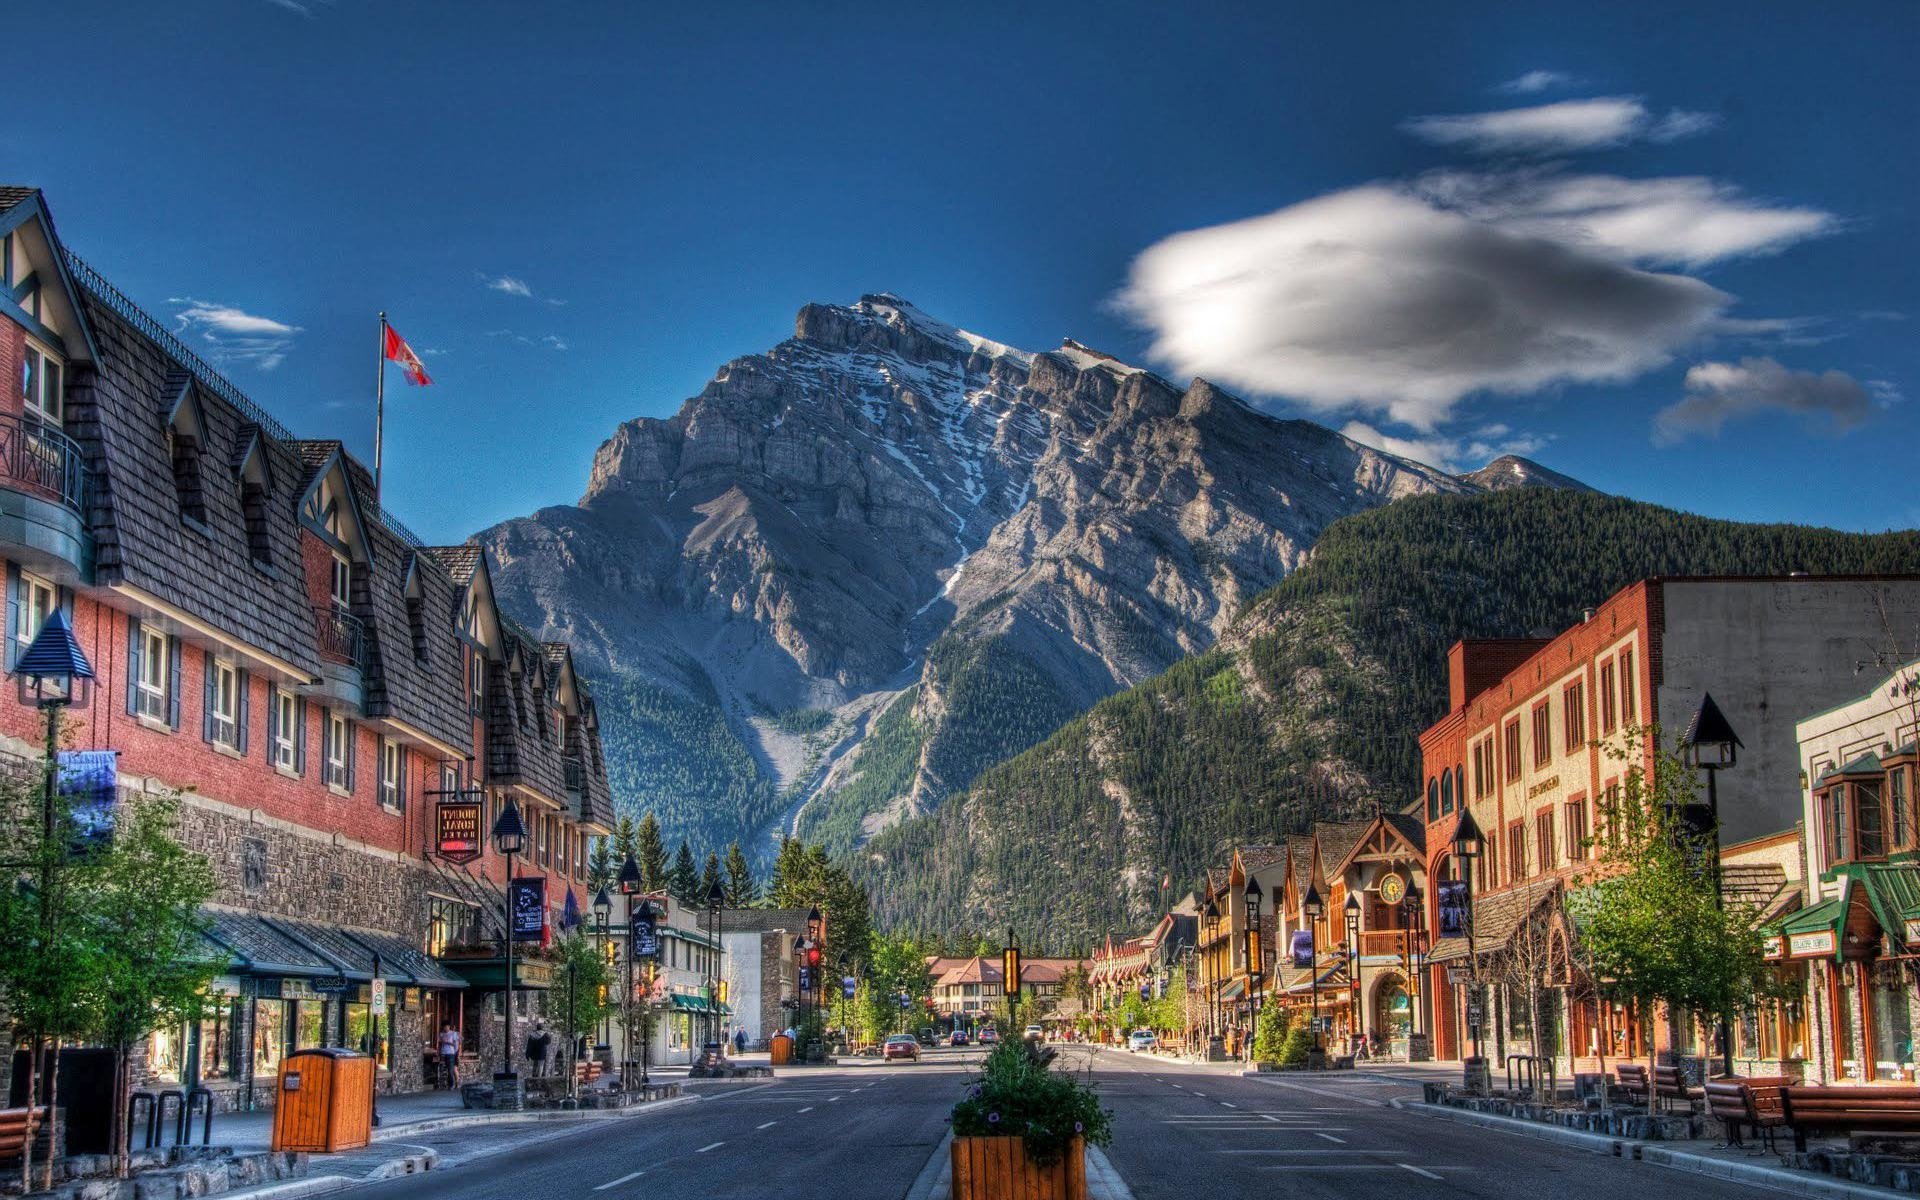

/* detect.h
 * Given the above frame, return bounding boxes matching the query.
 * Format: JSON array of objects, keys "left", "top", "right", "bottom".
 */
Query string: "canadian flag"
[{"left": 383, "top": 323, "right": 432, "bottom": 386}]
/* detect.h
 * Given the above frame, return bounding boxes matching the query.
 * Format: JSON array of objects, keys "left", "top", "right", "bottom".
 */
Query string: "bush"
[
  {"left": 1252, "top": 1005, "right": 1293, "bottom": 1064},
  {"left": 1277, "top": 1023, "right": 1313, "bottom": 1067},
  {"left": 950, "top": 1041, "right": 1112, "bottom": 1165}
]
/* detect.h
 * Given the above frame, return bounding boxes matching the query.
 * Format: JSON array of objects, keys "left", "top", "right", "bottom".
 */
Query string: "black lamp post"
[
  {"left": 490, "top": 797, "right": 527, "bottom": 1093},
  {"left": 1344, "top": 893, "right": 1362, "bottom": 1055},
  {"left": 706, "top": 877, "right": 726, "bottom": 1054},
  {"left": 1243, "top": 878, "right": 1264, "bottom": 1059},
  {"left": 1682, "top": 692, "right": 1742, "bottom": 1077},
  {"left": 369, "top": 951, "right": 383, "bottom": 1126},
  {"left": 1201, "top": 895, "right": 1221, "bottom": 1039},
  {"left": 593, "top": 887, "right": 612, "bottom": 1051},
  {"left": 616, "top": 855, "right": 642, "bottom": 1085},
  {"left": 1003, "top": 927, "right": 1023, "bottom": 1031},
  {"left": 1303, "top": 883, "right": 1324, "bottom": 1061},
  {"left": 1452, "top": 808, "right": 1485, "bottom": 1065},
  {"left": 1401, "top": 889, "right": 1426, "bottom": 1038}
]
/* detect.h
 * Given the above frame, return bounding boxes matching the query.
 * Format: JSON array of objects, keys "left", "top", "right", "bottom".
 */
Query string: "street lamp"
[
  {"left": 490, "top": 796, "right": 527, "bottom": 1096},
  {"left": 1452, "top": 807, "right": 1485, "bottom": 1068},
  {"left": 1003, "top": 927, "right": 1023, "bottom": 1031},
  {"left": 1303, "top": 884, "right": 1324, "bottom": 1062},
  {"left": 1201, "top": 895, "right": 1221, "bottom": 1039},
  {"left": 1682, "top": 692, "right": 1741, "bottom": 1077},
  {"left": 632, "top": 898, "right": 656, "bottom": 1087},
  {"left": 1344, "top": 893, "right": 1362, "bottom": 1056},
  {"left": 706, "top": 877, "right": 726, "bottom": 1055},
  {"left": 593, "top": 887, "right": 612, "bottom": 1052},
  {"left": 1243, "top": 878, "right": 1264, "bottom": 1060},
  {"left": 1401, "top": 889, "right": 1426, "bottom": 1039},
  {"left": 806, "top": 906, "right": 823, "bottom": 1035}
]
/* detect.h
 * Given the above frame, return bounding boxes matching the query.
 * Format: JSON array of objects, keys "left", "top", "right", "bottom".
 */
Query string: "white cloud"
[
  {"left": 263, "top": 0, "right": 315, "bottom": 14},
  {"left": 1342, "top": 419, "right": 1547, "bottom": 473},
  {"left": 485, "top": 274, "right": 534, "bottom": 298},
  {"left": 1403, "top": 97, "right": 1717, "bottom": 155},
  {"left": 541, "top": 334, "right": 570, "bottom": 352},
  {"left": 1116, "top": 184, "right": 1728, "bottom": 429},
  {"left": 1652, "top": 356, "right": 1881, "bottom": 445},
  {"left": 487, "top": 329, "right": 570, "bottom": 352},
  {"left": 170, "top": 298, "right": 301, "bottom": 371},
  {"left": 1496, "top": 70, "right": 1575, "bottom": 95},
  {"left": 1416, "top": 169, "right": 1835, "bottom": 267}
]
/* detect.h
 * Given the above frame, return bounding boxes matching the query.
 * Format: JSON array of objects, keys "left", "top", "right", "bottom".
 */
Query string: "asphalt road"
[
  {"left": 1074, "top": 1046, "right": 1795, "bottom": 1199},
  {"left": 349, "top": 1050, "right": 975, "bottom": 1200}
]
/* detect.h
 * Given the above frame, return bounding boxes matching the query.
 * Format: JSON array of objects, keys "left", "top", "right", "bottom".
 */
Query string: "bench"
[
  {"left": 1616, "top": 1064, "right": 1651, "bottom": 1108},
  {"left": 1703, "top": 1076, "right": 1788, "bottom": 1150},
  {"left": 1654, "top": 1064, "right": 1702, "bottom": 1112},
  {"left": 1783, "top": 1085, "right": 1920, "bottom": 1152},
  {"left": 574, "top": 1060, "right": 605, "bottom": 1086},
  {"left": 0, "top": 1107, "right": 46, "bottom": 1165}
]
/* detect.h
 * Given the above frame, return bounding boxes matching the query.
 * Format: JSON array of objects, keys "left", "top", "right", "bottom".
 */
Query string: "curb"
[
  {"left": 217, "top": 1176, "right": 354, "bottom": 1200},
  {"left": 1395, "top": 1099, "right": 1907, "bottom": 1200},
  {"left": 903, "top": 1130, "right": 953, "bottom": 1200},
  {"left": 367, "top": 1093, "right": 698, "bottom": 1140},
  {"left": 362, "top": 1149, "right": 438, "bottom": 1181},
  {"left": 1086, "top": 1147, "right": 1136, "bottom": 1200}
]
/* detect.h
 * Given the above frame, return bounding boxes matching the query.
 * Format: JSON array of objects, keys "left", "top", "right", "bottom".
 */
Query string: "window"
[
  {"left": 14, "top": 569, "right": 55, "bottom": 657},
  {"left": 1619, "top": 649, "right": 1636, "bottom": 725},
  {"left": 324, "top": 709, "right": 355, "bottom": 792},
  {"left": 1503, "top": 718, "right": 1522, "bottom": 783},
  {"left": 1531, "top": 702, "right": 1552, "bottom": 768},
  {"left": 441, "top": 762, "right": 460, "bottom": 794},
  {"left": 1440, "top": 770, "right": 1454, "bottom": 816},
  {"left": 1599, "top": 660, "right": 1617, "bottom": 736},
  {"left": 1535, "top": 809, "right": 1556, "bottom": 872},
  {"left": 270, "top": 688, "right": 298, "bottom": 771},
  {"left": 1565, "top": 797, "right": 1590, "bottom": 862},
  {"left": 1427, "top": 778, "right": 1439, "bottom": 823},
  {"left": 1823, "top": 786, "right": 1851, "bottom": 866},
  {"left": 137, "top": 627, "right": 170, "bottom": 722},
  {"left": 330, "top": 553, "right": 351, "bottom": 611},
  {"left": 1602, "top": 783, "right": 1623, "bottom": 850},
  {"left": 1563, "top": 682, "right": 1586, "bottom": 750},
  {"left": 207, "top": 656, "right": 240, "bottom": 750},
  {"left": 427, "top": 896, "right": 478, "bottom": 957},
  {"left": 1854, "top": 780, "right": 1887, "bottom": 859},
  {"left": 21, "top": 340, "right": 63, "bottom": 425},
  {"left": 1472, "top": 739, "right": 1494, "bottom": 799},
  {"left": 1507, "top": 822, "right": 1528, "bottom": 884},
  {"left": 380, "top": 740, "right": 404, "bottom": 809},
  {"left": 467, "top": 647, "right": 485, "bottom": 713},
  {"left": 1893, "top": 766, "right": 1914, "bottom": 852}
]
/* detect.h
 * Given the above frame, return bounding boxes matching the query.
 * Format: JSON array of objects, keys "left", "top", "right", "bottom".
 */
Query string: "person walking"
[
  {"left": 526, "top": 1021, "right": 552, "bottom": 1080},
  {"left": 733, "top": 1027, "right": 746, "bottom": 1055},
  {"left": 437, "top": 1023, "right": 462, "bottom": 1089}
]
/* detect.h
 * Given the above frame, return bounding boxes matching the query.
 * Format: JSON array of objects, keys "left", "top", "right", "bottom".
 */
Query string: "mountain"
[
  {"left": 479, "top": 294, "right": 1520, "bottom": 855},
  {"left": 852, "top": 488, "right": 1920, "bottom": 945},
  {"left": 1459, "top": 454, "right": 1596, "bottom": 493}
]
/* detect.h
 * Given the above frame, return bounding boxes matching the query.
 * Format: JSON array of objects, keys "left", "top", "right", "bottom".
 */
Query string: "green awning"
[
  {"left": 1819, "top": 752, "right": 1883, "bottom": 785},
  {"left": 1775, "top": 894, "right": 1846, "bottom": 961},
  {"left": 670, "top": 994, "right": 712, "bottom": 1014},
  {"left": 1851, "top": 864, "right": 1920, "bottom": 949}
]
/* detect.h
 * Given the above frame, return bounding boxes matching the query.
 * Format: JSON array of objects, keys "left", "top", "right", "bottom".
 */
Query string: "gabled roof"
[
  {"left": 422, "top": 544, "right": 482, "bottom": 585},
  {"left": 0, "top": 185, "right": 100, "bottom": 363}
]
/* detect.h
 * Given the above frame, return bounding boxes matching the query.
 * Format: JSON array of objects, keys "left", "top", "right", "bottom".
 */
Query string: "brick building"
[
  {"left": 1416, "top": 575, "right": 1920, "bottom": 1070},
  {"left": 0, "top": 187, "right": 615, "bottom": 1110}
]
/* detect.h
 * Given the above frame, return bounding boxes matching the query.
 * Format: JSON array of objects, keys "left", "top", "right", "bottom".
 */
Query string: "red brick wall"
[{"left": 0, "top": 319, "right": 24, "bottom": 421}]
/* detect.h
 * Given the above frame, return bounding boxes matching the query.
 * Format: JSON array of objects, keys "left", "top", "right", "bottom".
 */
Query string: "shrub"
[
  {"left": 1252, "top": 1004, "right": 1293, "bottom": 1064},
  {"left": 950, "top": 1041, "right": 1112, "bottom": 1165},
  {"left": 1277, "top": 1023, "right": 1313, "bottom": 1067}
]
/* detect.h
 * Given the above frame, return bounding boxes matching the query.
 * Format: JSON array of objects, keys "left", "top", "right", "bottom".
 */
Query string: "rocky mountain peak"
[{"left": 1460, "top": 455, "right": 1595, "bottom": 493}]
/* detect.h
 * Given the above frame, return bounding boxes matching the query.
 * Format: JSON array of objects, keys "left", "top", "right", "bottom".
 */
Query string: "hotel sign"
[
  {"left": 1788, "top": 930, "right": 1836, "bottom": 959},
  {"left": 1527, "top": 776, "right": 1561, "bottom": 799},
  {"left": 436, "top": 799, "right": 483, "bottom": 864}
]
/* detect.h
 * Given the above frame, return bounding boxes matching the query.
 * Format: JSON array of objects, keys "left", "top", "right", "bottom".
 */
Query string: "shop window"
[
  {"left": 252, "top": 999, "right": 287, "bottom": 1077},
  {"left": 294, "top": 1000, "right": 328, "bottom": 1050},
  {"left": 1871, "top": 961, "right": 1914, "bottom": 1077}
]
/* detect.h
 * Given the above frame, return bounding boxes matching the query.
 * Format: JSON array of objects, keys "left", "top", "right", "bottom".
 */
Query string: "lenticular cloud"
[{"left": 1115, "top": 185, "right": 1729, "bottom": 430}]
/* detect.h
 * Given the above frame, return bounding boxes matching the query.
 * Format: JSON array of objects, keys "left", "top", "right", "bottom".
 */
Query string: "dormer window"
[
  {"left": 237, "top": 435, "right": 273, "bottom": 568},
  {"left": 330, "top": 552, "right": 351, "bottom": 611},
  {"left": 21, "top": 340, "right": 63, "bottom": 426}
]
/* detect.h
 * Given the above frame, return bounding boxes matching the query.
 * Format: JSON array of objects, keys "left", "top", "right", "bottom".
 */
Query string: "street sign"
[
  {"left": 798, "top": 967, "right": 812, "bottom": 991},
  {"left": 842, "top": 976, "right": 857, "bottom": 999},
  {"left": 370, "top": 978, "right": 388, "bottom": 1017},
  {"left": 1447, "top": 966, "right": 1472, "bottom": 986}
]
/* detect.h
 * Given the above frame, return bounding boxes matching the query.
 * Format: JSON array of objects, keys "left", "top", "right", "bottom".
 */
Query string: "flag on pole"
[
  {"left": 382, "top": 323, "right": 432, "bottom": 387},
  {"left": 561, "top": 886, "right": 581, "bottom": 931}
]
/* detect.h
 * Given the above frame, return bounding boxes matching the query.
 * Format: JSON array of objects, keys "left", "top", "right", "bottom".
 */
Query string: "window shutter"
[
  {"left": 295, "top": 697, "right": 308, "bottom": 774},
  {"left": 266, "top": 686, "right": 278, "bottom": 760},
  {"left": 344, "top": 720, "right": 357, "bottom": 793},
  {"left": 126, "top": 617, "right": 141, "bottom": 715},
  {"left": 236, "top": 669, "right": 251, "bottom": 754},
  {"left": 5, "top": 563, "right": 19, "bottom": 672},
  {"left": 202, "top": 649, "right": 216, "bottom": 745},
  {"left": 57, "top": 585, "right": 72, "bottom": 619},
  {"left": 167, "top": 637, "right": 183, "bottom": 729}
]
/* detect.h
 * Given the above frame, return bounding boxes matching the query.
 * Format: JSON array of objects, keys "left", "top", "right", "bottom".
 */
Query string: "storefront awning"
[
  {"left": 670, "top": 994, "right": 713, "bottom": 1014},
  {"left": 1775, "top": 894, "right": 1846, "bottom": 961},
  {"left": 1218, "top": 979, "right": 1246, "bottom": 1002},
  {"left": 201, "top": 908, "right": 345, "bottom": 979},
  {"left": 201, "top": 908, "right": 470, "bottom": 989},
  {"left": 1850, "top": 864, "right": 1920, "bottom": 951}
]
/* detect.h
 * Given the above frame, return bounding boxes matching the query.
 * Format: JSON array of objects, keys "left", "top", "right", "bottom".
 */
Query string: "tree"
[
  {"left": 1567, "top": 729, "right": 1773, "bottom": 1080},
  {"left": 859, "top": 932, "right": 933, "bottom": 1037},
  {"left": 699, "top": 852, "right": 723, "bottom": 904},
  {"left": 768, "top": 838, "right": 873, "bottom": 979},
  {"left": 549, "top": 931, "right": 611, "bottom": 1089},
  {"left": 612, "top": 815, "right": 638, "bottom": 867},
  {"left": 587, "top": 837, "right": 615, "bottom": 893},
  {"left": 1058, "top": 961, "right": 1093, "bottom": 1011},
  {"left": 724, "top": 842, "right": 756, "bottom": 907},
  {"left": 669, "top": 841, "right": 700, "bottom": 903},
  {"left": 637, "top": 813, "right": 668, "bottom": 892},
  {"left": 1252, "top": 1002, "right": 1293, "bottom": 1064}
]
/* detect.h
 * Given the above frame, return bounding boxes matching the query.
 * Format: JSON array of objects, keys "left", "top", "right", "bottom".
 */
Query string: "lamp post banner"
[
  {"left": 510, "top": 877, "right": 546, "bottom": 941},
  {"left": 631, "top": 913, "right": 659, "bottom": 959},
  {"left": 1290, "top": 929, "right": 1314, "bottom": 969},
  {"left": 58, "top": 750, "right": 116, "bottom": 853},
  {"left": 1438, "top": 880, "right": 1469, "bottom": 938}
]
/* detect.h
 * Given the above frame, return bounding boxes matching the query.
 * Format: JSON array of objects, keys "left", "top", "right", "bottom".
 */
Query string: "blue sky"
[{"left": 12, "top": 0, "right": 1916, "bottom": 540}]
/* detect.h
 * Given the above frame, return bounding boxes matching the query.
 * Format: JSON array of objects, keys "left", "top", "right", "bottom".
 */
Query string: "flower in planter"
[{"left": 987, "top": 1111, "right": 1000, "bottom": 1125}]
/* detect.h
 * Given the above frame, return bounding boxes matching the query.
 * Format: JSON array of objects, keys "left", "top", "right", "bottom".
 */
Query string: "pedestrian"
[
  {"left": 437, "top": 1022, "right": 462, "bottom": 1088},
  {"left": 526, "top": 1021, "right": 552, "bottom": 1079},
  {"left": 733, "top": 1027, "right": 746, "bottom": 1055}
]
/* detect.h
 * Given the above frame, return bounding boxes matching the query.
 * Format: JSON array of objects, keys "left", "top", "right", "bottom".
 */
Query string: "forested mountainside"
[{"left": 853, "top": 488, "right": 1920, "bottom": 946}]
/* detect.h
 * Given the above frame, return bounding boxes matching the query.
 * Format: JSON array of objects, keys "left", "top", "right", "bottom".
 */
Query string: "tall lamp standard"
[
  {"left": 706, "top": 877, "right": 726, "bottom": 1054},
  {"left": 1201, "top": 896, "right": 1221, "bottom": 1039},
  {"left": 593, "top": 887, "right": 612, "bottom": 1052},
  {"left": 1682, "top": 692, "right": 1742, "bottom": 1077},
  {"left": 1344, "top": 894, "right": 1363, "bottom": 1056},
  {"left": 616, "top": 854, "right": 642, "bottom": 1085},
  {"left": 1302, "top": 884, "right": 1324, "bottom": 1064},
  {"left": 1401, "top": 889, "right": 1427, "bottom": 1039},
  {"left": 1452, "top": 808, "right": 1485, "bottom": 1070},
  {"left": 1243, "top": 878, "right": 1264, "bottom": 1060},
  {"left": 1003, "top": 928, "right": 1023, "bottom": 1031},
  {"left": 490, "top": 797, "right": 528, "bottom": 1096},
  {"left": 806, "top": 906, "right": 824, "bottom": 1047}
]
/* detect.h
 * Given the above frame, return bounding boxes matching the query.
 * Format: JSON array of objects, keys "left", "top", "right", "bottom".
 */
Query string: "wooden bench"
[
  {"left": 1704, "top": 1076, "right": 1788, "bottom": 1150},
  {"left": 1616, "top": 1064, "right": 1651, "bottom": 1108},
  {"left": 0, "top": 1107, "right": 46, "bottom": 1165},
  {"left": 1654, "top": 1064, "right": 1702, "bottom": 1112},
  {"left": 574, "top": 1060, "right": 604, "bottom": 1086},
  {"left": 1782, "top": 1085, "right": 1920, "bottom": 1152}
]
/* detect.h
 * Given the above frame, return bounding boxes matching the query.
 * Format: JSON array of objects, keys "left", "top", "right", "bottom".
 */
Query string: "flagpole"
[{"left": 375, "top": 311, "right": 387, "bottom": 505}]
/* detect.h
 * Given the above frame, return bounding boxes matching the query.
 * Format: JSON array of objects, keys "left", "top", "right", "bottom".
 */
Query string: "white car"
[
  {"left": 1023, "top": 1024, "right": 1044, "bottom": 1042},
  {"left": 1127, "top": 1029, "right": 1157, "bottom": 1052}
]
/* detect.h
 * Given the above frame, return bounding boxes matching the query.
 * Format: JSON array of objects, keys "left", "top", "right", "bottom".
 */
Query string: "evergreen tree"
[
  {"left": 699, "top": 851, "right": 723, "bottom": 904},
  {"left": 587, "top": 837, "right": 615, "bottom": 892},
  {"left": 669, "top": 840, "right": 700, "bottom": 903},
  {"left": 612, "top": 816, "right": 638, "bottom": 870},
  {"left": 638, "top": 813, "right": 669, "bottom": 892},
  {"left": 724, "top": 842, "right": 756, "bottom": 906}
]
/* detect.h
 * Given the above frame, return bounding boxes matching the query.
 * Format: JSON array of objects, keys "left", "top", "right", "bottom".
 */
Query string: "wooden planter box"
[{"left": 951, "top": 1135, "right": 1085, "bottom": 1200}]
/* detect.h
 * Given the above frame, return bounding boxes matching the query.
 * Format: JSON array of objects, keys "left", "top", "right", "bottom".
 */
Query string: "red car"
[{"left": 883, "top": 1035, "right": 920, "bottom": 1061}]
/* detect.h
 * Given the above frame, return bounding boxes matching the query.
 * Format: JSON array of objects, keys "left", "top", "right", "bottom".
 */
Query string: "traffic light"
[{"left": 806, "top": 945, "right": 821, "bottom": 967}]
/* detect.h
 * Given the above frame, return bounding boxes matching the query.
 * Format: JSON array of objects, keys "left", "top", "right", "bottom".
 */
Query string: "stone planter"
[{"left": 950, "top": 1136, "right": 1086, "bottom": 1200}]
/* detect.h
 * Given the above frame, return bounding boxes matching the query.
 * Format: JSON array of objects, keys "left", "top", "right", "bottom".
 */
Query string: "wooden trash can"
[
  {"left": 769, "top": 1033, "right": 794, "bottom": 1066},
  {"left": 270, "top": 1049, "right": 375, "bottom": 1152}
]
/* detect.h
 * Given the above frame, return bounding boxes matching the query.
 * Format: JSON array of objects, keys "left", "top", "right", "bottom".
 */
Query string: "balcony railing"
[
  {"left": 1358, "top": 930, "right": 1411, "bottom": 958},
  {"left": 314, "top": 604, "right": 365, "bottom": 668},
  {"left": 0, "top": 413, "right": 87, "bottom": 515}
]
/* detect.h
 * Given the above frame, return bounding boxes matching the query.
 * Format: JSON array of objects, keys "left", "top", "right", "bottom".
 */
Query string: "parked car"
[
  {"left": 1023, "top": 1024, "right": 1045, "bottom": 1042},
  {"left": 882, "top": 1034, "right": 920, "bottom": 1061},
  {"left": 949, "top": 1029, "right": 970, "bottom": 1047},
  {"left": 1127, "top": 1029, "right": 1157, "bottom": 1052},
  {"left": 915, "top": 1028, "right": 938, "bottom": 1047},
  {"left": 978, "top": 1027, "right": 1000, "bottom": 1044}
]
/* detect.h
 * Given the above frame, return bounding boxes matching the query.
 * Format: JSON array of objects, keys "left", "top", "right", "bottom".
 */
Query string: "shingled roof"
[
  {"left": 0, "top": 186, "right": 37, "bottom": 217},
  {"left": 1426, "top": 877, "right": 1563, "bottom": 964},
  {"left": 421, "top": 544, "right": 481, "bottom": 585}
]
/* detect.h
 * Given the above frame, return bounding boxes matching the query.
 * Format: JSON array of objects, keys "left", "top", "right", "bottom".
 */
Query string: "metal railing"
[
  {"left": 0, "top": 412, "right": 87, "bottom": 514},
  {"left": 314, "top": 605, "right": 366, "bottom": 668}
]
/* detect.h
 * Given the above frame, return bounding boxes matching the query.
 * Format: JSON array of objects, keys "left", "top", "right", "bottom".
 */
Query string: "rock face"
[
  {"left": 1458, "top": 454, "right": 1595, "bottom": 493},
  {"left": 478, "top": 294, "right": 1506, "bottom": 854}
]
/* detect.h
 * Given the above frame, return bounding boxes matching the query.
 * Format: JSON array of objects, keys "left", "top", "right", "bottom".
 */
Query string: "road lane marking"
[
  {"left": 1314, "top": 1133, "right": 1347, "bottom": 1144},
  {"left": 696, "top": 1142, "right": 725, "bottom": 1154},
  {"left": 756, "top": 1121, "right": 778, "bottom": 1130},
  {"left": 1249, "top": 1078, "right": 1387, "bottom": 1107},
  {"left": 593, "top": 1172, "right": 645, "bottom": 1190},
  {"left": 828, "top": 1096, "right": 841, "bottom": 1102},
  {"left": 798, "top": 1106, "right": 814, "bottom": 1113},
  {"left": 1220, "top": 1102, "right": 1236, "bottom": 1109},
  {"left": 1400, "top": 1165, "right": 1443, "bottom": 1180}
]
